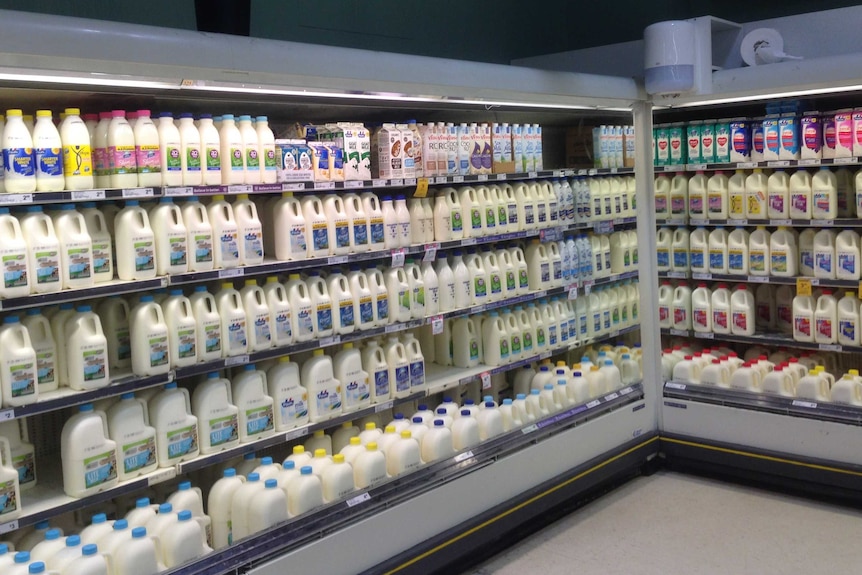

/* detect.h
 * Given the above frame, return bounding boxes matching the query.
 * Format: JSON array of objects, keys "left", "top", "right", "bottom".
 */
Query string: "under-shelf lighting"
[
  {"left": 660, "top": 83, "right": 862, "bottom": 109},
  {"left": 0, "top": 69, "right": 181, "bottom": 90}
]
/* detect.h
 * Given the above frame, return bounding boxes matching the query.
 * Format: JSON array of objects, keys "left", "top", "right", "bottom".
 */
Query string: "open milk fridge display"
[
  {"left": 652, "top": 51, "right": 862, "bottom": 499},
  {"left": 0, "top": 10, "right": 659, "bottom": 575}
]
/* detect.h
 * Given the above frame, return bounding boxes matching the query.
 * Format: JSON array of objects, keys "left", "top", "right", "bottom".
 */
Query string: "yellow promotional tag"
[
  {"left": 414, "top": 177, "right": 429, "bottom": 198},
  {"left": 796, "top": 278, "right": 812, "bottom": 297},
  {"left": 858, "top": 281, "right": 862, "bottom": 299}
]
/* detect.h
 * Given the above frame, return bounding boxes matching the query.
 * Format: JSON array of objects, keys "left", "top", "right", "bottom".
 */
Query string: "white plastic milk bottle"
[
  {"left": 177, "top": 113, "right": 203, "bottom": 186},
  {"left": 132, "top": 110, "right": 159, "bottom": 187},
  {"left": 149, "top": 382, "right": 199, "bottom": 466},
  {"left": 215, "top": 282, "right": 248, "bottom": 356},
  {"left": 219, "top": 115, "right": 245, "bottom": 184},
  {"left": 161, "top": 290, "right": 198, "bottom": 368},
  {"left": 22, "top": 308, "right": 57, "bottom": 393},
  {"left": 334, "top": 343, "right": 370, "bottom": 413},
  {"left": 32, "top": 110, "right": 64, "bottom": 192},
  {"left": 156, "top": 112, "right": 183, "bottom": 186},
  {"left": 130, "top": 295, "right": 171, "bottom": 376},
  {"left": 3, "top": 109, "right": 36, "bottom": 193},
  {"left": 233, "top": 364, "right": 275, "bottom": 442},
  {"left": 240, "top": 280, "right": 273, "bottom": 351},
  {"left": 302, "top": 349, "right": 342, "bottom": 422},
  {"left": 273, "top": 193, "right": 308, "bottom": 261},
  {"left": 59, "top": 107, "right": 95, "bottom": 190},
  {"left": 189, "top": 286, "right": 222, "bottom": 362},
  {"left": 19, "top": 206, "right": 62, "bottom": 294},
  {"left": 286, "top": 274, "right": 315, "bottom": 341},
  {"left": 267, "top": 357, "right": 308, "bottom": 430},
  {"left": 208, "top": 196, "right": 240, "bottom": 269},
  {"left": 65, "top": 305, "right": 110, "bottom": 390},
  {"left": 149, "top": 198, "right": 189, "bottom": 275},
  {"left": 115, "top": 200, "right": 157, "bottom": 280},
  {"left": 106, "top": 393, "right": 158, "bottom": 481},
  {"left": 192, "top": 372, "right": 239, "bottom": 454},
  {"left": 0, "top": 315, "right": 37, "bottom": 407},
  {"left": 181, "top": 197, "right": 215, "bottom": 272},
  {"left": 234, "top": 195, "right": 264, "bottom": 265},
  {"left": 61, "top": 403, "right": 118, "bottom": 497},
  {"left": 53, "top": 204, "right": 94, "bottom": 289}
]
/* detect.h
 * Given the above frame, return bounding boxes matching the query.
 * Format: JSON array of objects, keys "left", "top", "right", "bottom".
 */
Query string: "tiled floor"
[{"left": 468, "top": 471, "right": 862, "bottom": 575}]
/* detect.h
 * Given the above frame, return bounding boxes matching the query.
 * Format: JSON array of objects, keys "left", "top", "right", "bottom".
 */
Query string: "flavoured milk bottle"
[
  {"left": 233, "top": 364, "right": 275, "bottom": 442},
  {"left": 149, "top": 198, "right": 189, "bottom": 275},
  {"left": 59, "top": 108, "right": 94, "bottom": 190},
  {"left": 107, "top": 110, "right": 138, "bottom": 188},
  {"left": 192, "top": 372, "right": 239, "bottom": 454},
  {"left": 208, "top": 195, "right": 240, "bottom": 269},
  {"left": 32, "top": 110, "right": 64, "bottom": 191},
  {"left": 61, "top": 404, "right": 118, "bottom": 497},
  {"left": 181, "top": 197, "right": 215, "bottom": 272},
  {"left": 767, "top": 169, "right": 790, "bottom": 218},
  {"left": 106, "top": 393, "right": 158, "bottom": 481},
  {"left": 130, "top": 295, "right": 171, "bottom": 376},
  {"left": 149, "top": 382, "right": 199, "bottom": 466},
  {"left": 189, "top": 286, "right": 223, "bottom": 362},
  {"left": 789, "top": 169, "right": 813, "bottom": 218},
  {"left": 115, "top": 200, "right": 157, "bottom": 280}
]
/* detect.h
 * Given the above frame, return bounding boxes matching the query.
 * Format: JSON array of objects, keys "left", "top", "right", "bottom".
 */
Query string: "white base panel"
[
  {"left": 663, "top": 400, "right": 862, "bottom": 466},
  {"left": 249, "top": 400, "right": 653, "bottom": 575}
]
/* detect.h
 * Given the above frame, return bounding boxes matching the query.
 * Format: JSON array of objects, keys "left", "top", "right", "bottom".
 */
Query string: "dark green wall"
[{"left": 1, "top": 0, "right": 861, "bottom": 64}]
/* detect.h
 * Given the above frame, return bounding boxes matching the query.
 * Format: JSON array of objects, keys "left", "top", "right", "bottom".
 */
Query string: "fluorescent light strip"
[
  {"left": 663, "top": 83, "right": 862, "bottom": 108},
  {"left": 0, "top": 72, "right": 180, "bottom": 90}
]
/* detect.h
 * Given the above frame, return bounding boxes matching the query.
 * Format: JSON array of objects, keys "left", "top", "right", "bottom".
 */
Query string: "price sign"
[
  {"left": 225, "top": 354, "right": 250, "bottom": 367},
  {"left": 218, "top": 268, "right": 244, "bottom": 279},
  {"left": 390, "top": 179, "right": 404, "bottom": 187},
  {"left": 480, "top": 372, "right": 491, "bottom": 389},
  {"left": 346, "top": 492, "right": 371, "bottom": 507},
  {"left": 328, "top": 255, "right": 348, "bottom": 264},
  {"left": 2, "top": 193, "right": 32, "bottom": 205},
  {"left": 796, "top": 278, "right": 812, "bottom": 297},
  {"left": 375, "top": 400, "right": 394, "bottom": 413},
  {"left": 314, "top": 181, "right": 336, "bottom": 190},
  {"left": 391, "top": 248, "right": 406, "bottom": 268},
  {"left": 286, "top": 427, "right": 309, "bottom": 441},
  {"left": 165, "top": 187, "right": 193, "bottom": 197},
  {"left": 414, "top": 177, "right": 430, "bottom": 198},
  {"left": 568, "top": 286, "right": 578, "bottom": 300},
  {"left": 0, "top": 409, "right": 13, "bottom": 421},
  {"left": 431, "top": 315, "right": 444, "bottom": 335},
  {"left": 372, "top": 179, "right": 387, "bottom": 188},
  {"left": 423, "top": 243, "right": 439, "bottom": 262},
  {"left": 72, "top": 189, "right": 105, "bottom": 201},
  {"left": 344, "top": 180, "right": 364, "bottom": 189},
  {"left": 477, "top": 174, "right": 488, "bottom": 181},
  {"left": 453, "top": 175, "right": 464, "bottom": 183},
  {"left": 454, "top": 450, "right": 474, "bottom": 463},
  {"left": 148, "top": 467, "right": 176, "bottom": 486}
]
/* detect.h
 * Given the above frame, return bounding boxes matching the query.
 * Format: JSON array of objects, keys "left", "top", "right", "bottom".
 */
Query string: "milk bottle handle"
[
  {"left": 180, "top": 387, "right": 193, "bottom": 411},
  {"left": 98, "top": 410, "right": 111, "bottom": 437},
  {"left": 0, "top": 436, "right": 12, "bottom": 468},
  {"left": 149, "top": 534, "right": 165, "bottom": 567},
  {"left": 222, "top": 379, "right": 234, "bottom": 404},
  {"left": 139, "top": 397, "right": 152, "bottom": 426}
]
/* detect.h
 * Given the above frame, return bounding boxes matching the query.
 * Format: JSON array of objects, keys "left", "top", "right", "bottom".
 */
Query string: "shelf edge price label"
[
  {"left": 746, "top": 275, "right": 769, "bottom": 283},
  {"left": 319, "top": 335, "right": 340, "bottom": 346},
  {"left": 0, "top": 408, "right": 13, "bottom": 421},
  {"left": 834, "top": 156, "right": 856, "bottom": 165},
  {"left": 218, "top": 268, "right": 244, "bottom": 279},
  {"left": 586, "top": 400, "right": 601, "bottom": 409},
  {"left": 819, "top": 343, "right": 842, "bottom": 352},
  {"left": 72, "top": 189, "right": 106, "bottom": 201},
  {"left": 313, "top": 181, "right": 336, "bottom": 190},
  {"left": 496, "top": 173, "right": 507, "bottom": 180},
  {"left": 224, "top": 354, "right": 250, "bottom": 367},
  {"left": 286, "top": 427, "right": 309, "bottom": 441},
  {"left": 404, "top": 178, "right": 417, "bottom": 186},
  {"left": 344, "top": 180, "right": 363, "bottom": 189},
  {"left": 346, "top": 492, "right": 371, "bottom": 507},
  {"left": 389, "top": 179, "right": 404, "bottom": 187},
  {"left": 528, "top": 171, "right": 538, "bottom": 178},
  {"left": 414, "top": 177, "right": 430, "bottom": 198},
  {"left": 435, "top": 176, "right": 448, "bottom": 184},
  {"left": 568, "top": 286, "right": 578, "bottom": 300},
  {"left": 452, "top": 175, "right": 464, "bottom": 183},
  {"left": 431, "top": 315, "right": 444, "bottom": 335},
  {"left": 480, "top": 372, "right": 491, "bottom": 389},
  {"left": 2, "top": 193, "right": 32, "bottom": 205},
  {"left": 792, "top": 399, "right": 818, "bottom": 408},
  {"left": 165, "top": 187, "right": 193, "bottom": 197},
  {"left": 665, "top": 382, "right": 687, "bottom": 390},
  {"left": 0, "top": 519, "right": 19, "bottom": 534},
  {"left": 328, "top": 255, "right": 348, "bottom": 265},
  {"left": 423, "top": 242, "right": 439, "bottom": 262},
  {"left": 390, "top": 248, "right": 406, "bottom": 268},
  {"left": 371, "top": 179, "right": 387, "bottom": 188},
  {"left": 796, "top": 278, "right": 812, "bottom": 297},
  {"left": 454, "top": 450, "right": 474, "bottom": 463},
  {"left": 123, "top": 187, "right": 154, "bottom": 198},
  {"left": 375, "top": 400, "right": 394, "bottom": 413},
  {"left": 477, "top": 174, "right": 488, "bottom": 181},
  {"left": 148, "top": 466, "right": 177, "bottom": 486}
]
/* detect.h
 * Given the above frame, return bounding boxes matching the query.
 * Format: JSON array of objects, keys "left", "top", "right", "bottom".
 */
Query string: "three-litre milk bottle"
[
  {"left": 65, "top": 305, "right": 110, "bottom": 390},
  {"left": 707, "top": 171, "right": 729, "bottom": 218},
  {"left": 130, "top": 295, "right": 171, "bottom": 376},
  {"left": 79, "top": 203, "right": 113, "bottom": 283},
  {"left": 789, "top": 169, "right": 813, "bottom": 218},
  {"left": 263, "top": 276, "right": 293, "bottom": 346},
  {"left": 234, "top": 194, "right": 264, "bottom": 265},
  {"left": 192, "top": 372, "right": 240, "bottom": 454},
  {"left": 215, "top": 282, "right": 248, "bottom": 356},
  {"left": 0, "top": 315, "right": 37, "bottom": 407},
  {"left": 149, "top": 198, "right": 189, "bottom": 275},
  {"left": 208, "top": 195, "right": 240, "bottom": 269},
  {"left": 19, "top": 206, "right": 62, "bottom": 294},
  {"left": 106, "top": 393, "right": 158, "bottom": 481},
  {"left": 302, "top": 349, "right": 342, "bottom": 422},
  {"left": 149, "top": 382, "right": 199, "bottom": 466},
  {"left": 232, "top": 364, "right": 275, "bottom": 442},
  {"left": 162, "top": 289, "right": 198, "bottom": 367},
  {"left": 267, "top": 356, "right": 308, "bottom": 430},
  {"left": 240, "top": 280, "right": 273, "bottom": 351},
  {"left": 61, "top": 403, "right": 118, "bottom": 497},
  {"left": 189, "top": 286, "right": 223, "bottom": 362},
  {"left": 181, "top": 196, "right": 215, "bottom": 272},
  {"left": 53, "top": 204, "right": 93, "bottom": 289},
  {"left": 22, "top": 308, "right": 57, "bottom": 393},
  {"left": 115, "top": 200, "right": 157, "bottom": 280}
]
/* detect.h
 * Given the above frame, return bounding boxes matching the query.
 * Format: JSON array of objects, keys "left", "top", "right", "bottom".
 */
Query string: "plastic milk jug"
[
  {"left": 218, "top": 115, "right": 244, "bottom": 185},
  {"left": 727, "top": 228, "right": 749, "bottom": 274},
  {"left": 837, "top": 292, "right": 860, "bottom": 346},
  {"left": 302, "top": 350, "right": 342, "bottom": 422},
  {"left": 208, "top": 469, "right": 244, "bottom": 549},
  {"left": 31, "top": 110, "right": 64, "bottom": 191},
  {"left": 58, "top": 108, "right": 94, "bottom": 190},
  {"left": 19, "top": 206, "right": 62, "bottom": 294},
  {"left": 161, "top": 290, "right": 197, "bottom": 368},
  {"left": 155, "top": 113, "right": 182, "bottom": 186},
  {"left": 767, "top": 170, "right": 790, "bottom": 219},
  {"left": 793, "top": 295, "right": 815, "bottom": 342},
  {"left": 192, "top": 373, "right": 239, "bottom": 454},
  {"left": 61, "top": 404, "right": 118, "bottom": 497},
  {"left": 215, "top": 282, "right": 248, "bottom": 356},
  {"left": 707, "top": 171, "right": 729, "bottom": 218},
  {"left": 728, "top": 170, "right": 746, "bottom": 219},
  {"left": 815, "top": 290, "right": 838, "bottom": 344},
  {"left": 264, "top": 357, "right": 307, "bottom": 431},
  {"left": 208, "top": 196, "right": 240, "bottom": 269},
  {"left": 812, "top": 167, "right": 838, "bottom": 219},
  {"left": 239, "top": 280, "right": 273, "bottom": 351},
  {"left": 115, "top": 201, "right": 157, "bottom": 280},
  {"left": 813, "top": 229, "right": 837, "bottom": 279},
  {"left": 189, "top": 286, "right": 222, "bottom": 362},
  {"left": 106, "top": 110, "right": 138, "bottom": 188},
  {"left": 836, "top": 230, "right": 861, "bottom": 280},
  {"left": 181, "top": 197, "right": 215, "bottom": 272},
  {"left": 707, "top": 227, "right": 728, "bottom": 273},
  {"left": 790, "top": 169, "right": 813, "bottom": 218},
  {"left": 232, "top": 365, "right": 275, "bottom": 442},
  {"left": 0, "top": 315, "right": 37, "bottom": 407},
  {"left": 65, "top": 306, "right": 109, "bottom": 391},
  {"left": 748, "top": 227, "right": 770, "bottom": 276},
  {"left": 53, "top": 204, "right": 93, "bottom": 289},
  {"left": 730, "top": 285, "right": 755, "bottom": 335},
  {"left": 131, "top": 110, "right": 159, "bottom": 188},
  {"left": 344, "top": 193, "right": 369, "bottom": 252},
  {"left": 130, "top": 295, "right": 170, "bottom": 376},
  {"left": 770, "top": 227, "right": 797, "bottom": 276},
  {"left": 149, "top": 382, "right": 199, "bottom": 466}
]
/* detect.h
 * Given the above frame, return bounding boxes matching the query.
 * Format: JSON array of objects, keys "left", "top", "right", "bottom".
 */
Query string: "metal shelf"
[
  {"left": 0, "top": 278, "right": 168, "bottom": 312},
  {"left": 659, "top": 271, "right": 861, "bottom": 290},
  {"left": 663, "top": 381, "right": 862, "bottom": 426},
  {"left": 0, "top": 373, "right": 173, "bottom": 422},
  {"left": 656, "top": 157, "right": 862, "bottom": 173},
  {"left": 0, "top": 187, "right": 156, "bottom": 208},
  {"left": 657, "top": 218, "right": 862, "bottom": 228},
  {"left": 660, "top": 327, "right": 856, "bottom": 354},
  {"left": 154, "top": 383, "right": 645, "bottom": 575}
]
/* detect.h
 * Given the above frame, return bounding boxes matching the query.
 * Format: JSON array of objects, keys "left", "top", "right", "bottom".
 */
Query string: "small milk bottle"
[
  {"left": 131, "top": 110, "right": 159, "bottom": 188},
  {"left": 238, "top": 115, "right": 261, "bottom": 185},
  {"left": 219, "top": 114, "right": 245, "bottom": 184},
  {"left": 208, "top": 195, "right": 240, "bottom": 269},
  {"left": 156, "top": 112, "right": 183, "bottom": 186},
  {"left": 3, "top": 109, "right": 36, "bottom": 193},
  {"left": 32, "top": 110, "right": 64, "bottom": 192},
  {"left": 59, "top": 108, "right": 95, "bottom": 190},
  {"left": 177, "top": 113, "right": 203, "bottom": 186},
  {"left": 197, "top": 114, "right": 222, "bottom": 185},
  {"left": 256, "top": 116, "right": 277, "bottom": 184}
]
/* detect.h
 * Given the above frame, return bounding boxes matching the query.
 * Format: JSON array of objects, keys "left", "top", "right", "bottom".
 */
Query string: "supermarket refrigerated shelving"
[
  {"left": 656, "top": 217, "right": 862, "bottom": 228},
  {"left": 658, "top": 270, "right": 862, "bottom": 290},
  {"left": 659, "top": 327, "right": 856, "bottom": 354},
  {"left": 656, "top": 156, "right": 862, "bottom": 173}
]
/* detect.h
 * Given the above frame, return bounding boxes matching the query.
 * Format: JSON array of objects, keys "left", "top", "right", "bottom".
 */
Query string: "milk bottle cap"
[
  {"left": 194, "top": 286, "right": 208, "bottom": 293},
  {"left": 436, "top": 408, "right": 447, "bottom": 415},
  {"left": 460, "top": 410, "right": 471, "bottom": 417},
  {"left": 91, "top": 513, "right": 108, "bottom": 525},
  {"left": 350, "top": 436, "right": 362, "bottom": 445},
  {"left": 573, "top": 371, "right": 582, "bottom": 376},
  {"left": 400, "top": 431, "right": 412, "bottom": 439},
  {"left": 531, "top": 389, "right": 540, "bottom": 395},
  {"left": 165, "top": 382, "right": 177, "bottom": 390},
  {"left": 283, "top": 461, "right": 295, "bottom": 470},
  {"left": 158, "top": 503, "right": 172, "bottom": 513},
  {"left": 132, "top": 527, "right": 147, "bottom": 539},
  {"left": 177, "top": 511, "right": 192, "bottom": 522},
  {"left": 502, "top": 399, "right": 513, "bottom": 405},
  {"left": 113, "top": 520, "right": 128, "bottom": 531},
  {"left": 79, "top": 403, "right": 94, "bottom": 412},
  {"left": 543, "top": 384, "right": 554, "bottom": 391},
  {"left": 14, "top": 552, "right": 30, "bottom": 564},
  {"left": 3, "top": 315, "right": 19, "bottom": 324},
  {"left": 265, "top": 479, "right": 277, "bottom": 489},
  {"left": 364, "top": 423, "right": 376, "bottom": 431},
  {"left": 314, "top": 449, "right": 327, "bottom": 458},
  {"left": 29, "top": 563, "right": 46, "bottom": 574},
  {"left": 45, "top": 528, "right": 62, "bottom": 540},
  {"left": 247, "top": 473, "right": 260, "bottom": 482},
  {"left": 433, "top": 420, "right": 445, "bottom": 427},
  {"left": 485, "top": 401, "right": 495, "bottom": 408},
  {"left": 180, "top": 113, "right": 193, "bottom": 119},
  {"left": 516, "top": 394, "right": 526, "bottom": 400}
]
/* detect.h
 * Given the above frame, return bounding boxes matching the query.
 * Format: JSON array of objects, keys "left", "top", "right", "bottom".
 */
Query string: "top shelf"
[
  {"left": 0, "top": 169, "right": 632, "bottom": 208},
  {"left": 656, "top": 157, "right": 862, "bottom": 174}
]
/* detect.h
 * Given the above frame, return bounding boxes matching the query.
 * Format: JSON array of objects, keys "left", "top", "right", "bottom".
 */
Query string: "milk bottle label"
[
  {"left": 166, "top": 424, "right": 198, "bottom": 459},
  {"left": 203, "top": 323, "right": 221, "bottom": 354},
  {"left": 316, "top": 303, "right": 333, "bottom": 332},
  {"left": 489, "top": 272, "right": 502, "bottom": 296},
  {"left": 510, "top": 333, "right": 521, "bottom": 355},
  {"left": 245, "top": 147, "right": 259, "bottom": 170},
  {"left": 227, "top": 318, "right": 248, "bottom": 349},
  {"left": 132, "top": 238, "right": 155, "bottom": 272},
  {"left": 778, "top": 304, "right": 792, "bottom": 326},
  {"left": 82, "top": 347, "right": 107, "bottom": 382},
  {"left": 505, "top": 271, "right": 516, "bottom": 292},
  {"left": 801, "top": 249, "right": 814, "bottom": 272},
  {"left": 280, "top": 392, "right": 308, "bottom": 424},
  {"left": 186, "top": 146, "right": 201, "bottom": 172},
  {"left": 632, "top": 301, "right": 639, "bottom": 321},
  {"left": 206, "top": 147, "right": 220, "bottom": 172},
  {"left": 311, "top": 222, "right": 329, "bottom": 252},
  {"left": 36, "top": 146, "right": 62, "bottom": 176},
  {"left": 244, "top": 230, "right": 263, "bottom": 261},
  {"left": 548, "top": 324, "right": 557, "bottom": 346},
  {"left": 772, "top": 250, "right": 788, "bottom": 273},
  {"left": 147, "top": 333, "right": 169, "bottom": 368},
  {"left": 394, "top": 364, "right": 410, "bottom": 393},
  {"left": 552, "top": 261, "right": 561, "bottom": 282},
  {"left": 839, "top": 252, "right": 856, "bottom": 274},
  {"left": 673, "top": 250, "right": 687, "bottom": 269},
  {"left": 671, "top": 195, "right": 686, "bottom": 216},
  {"left": 346, "top": 375, "right": 370, "bottom": 404},
  {"left": 0, "top": 478, "right": 17, "bottom": 516},
  {"left": 840, "top": 319, "right": 856, "bottom": 342},
  {"left": 91, "top": 241, "right": 112, "bottom": 276},
  {"left": 246, "top": 405, "right": 274, "bottom": 436},
  {"left": 780, "top": 117, "right": 799, "bottom": 156},
  {"left": 63, "top": 145, "right": 93, "bottom": 177},
  {"left": 657, "top": 248, "right": 669, "bottom": 268},
  {"left": 373, "top": 368, "right": 389, "bottom": 397},
  {"left": 13, "top": 451, "right": 35, "bottom": 485},
  {"left": 316, "top": 388, "right": 342, "bottom": 413},
  {"left": 451, "top": 210, "right": 463, "bottom": 233},
  {"left": 756, "top": 302, "right": 771, "bottom": 324},
  {"left": 33, "top": 249, "right": 60, "bottom": 285},
  {"left": 136, "top": 144, "right": 159, "bottom": 174},
  {"left": 603, "top": 309, "right": 611, "bottom": 329},
  {"left": 274, "top": 310, "right": 291, "bottom": 341},
  {"left": 593, "top": 310, "right": 602, "bottom": 333},
  {"left": 219, "top": 231, "right": 239, "bottom": 261},
  {"left": 370, "top": 216, "right": 385, "bottom": 243},
  {"left": 166, "top": 146, "right": 182, "bottom": 172},
  {"left": 655, "top": 195, "right": 667, "bottom": 214},
  {"left": 36, "top": 348, "right": 55, "bottom": 386},
  {"left": 673, "top": 307, "right": 687, "bottom": 326},
  {"left": 333, "top": 219, "right": 350, "bottom": 249},
  {"left": 176, "top": 328, "right": 196, "bottom": 359},
  {"left": 7, "top": 359, "right": 35, "bottom": 398},
  {"left": 193, "top": 233, "right": 214, "bottom": 264},
  {"left": 230, "top": 147, "right": 243, "bottom": 171},
  {"left": 729, "top": 249, "right": 743, "bottom": 271},
  {"left": 290, "top": 226, "right": 308, "bottom": 254},
  {"left": 209, "top": 414, "right": 239, "bottom": 447},
  {"left": 0, "top": 251, "right": 26, "bottom": 289},
  {"left": 352, "top": 219, "right": 368, "bottom": 247},
  {"left": 498, "top": 205, "right": 507, "bottom": 227},
  {"left": 792, "top": 193, "right": 809, "bottom": 214},
  {"left": 339, "top": 299, "right": 355, "bottom": 328},
  {"left": 814, "top": 192, "right": 831, "bottom": 214},
  {"left": 732, "top": 311, "right": 748, "bottom": 332},
  {"left": 816, "top": 252, "right": 832, "bottom": 274},
  {"left": 750, "top": 250, "right": 766, "bottom": 273},
  {"left": 84, "top": 450, "right": 118, "bottom": 489},
  {"left": 122, "top": 436, "right": 157, "bottom": 474},
  {"left": 795, "top": 316, "right": 811, "bottom": 337},
  {"left": 770, "top": 194, "right": 785, "bottom": 215},
  {"left": 409, "top": 360, "right": 424, "bottom": 389},
  {"left": 816, "top": 317, "right": 833, "bottom": 340},
  {"left": 166, "top": 236, "right": 187, "bottom": 268},
  {"left": 66, "top": 245, "right": 92, "bottom": 280},
  {"left": 536, "top": 326, "right": 546, "bottom": 347},
  {"left": 474, "top": 276, "right": 487, "bottom": 299},
  {"left": 4, "top": 147, "right": 35, "bottom": 176},
  {"left": 253, "top": 314, "right": 272, "bottom": 345}
]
